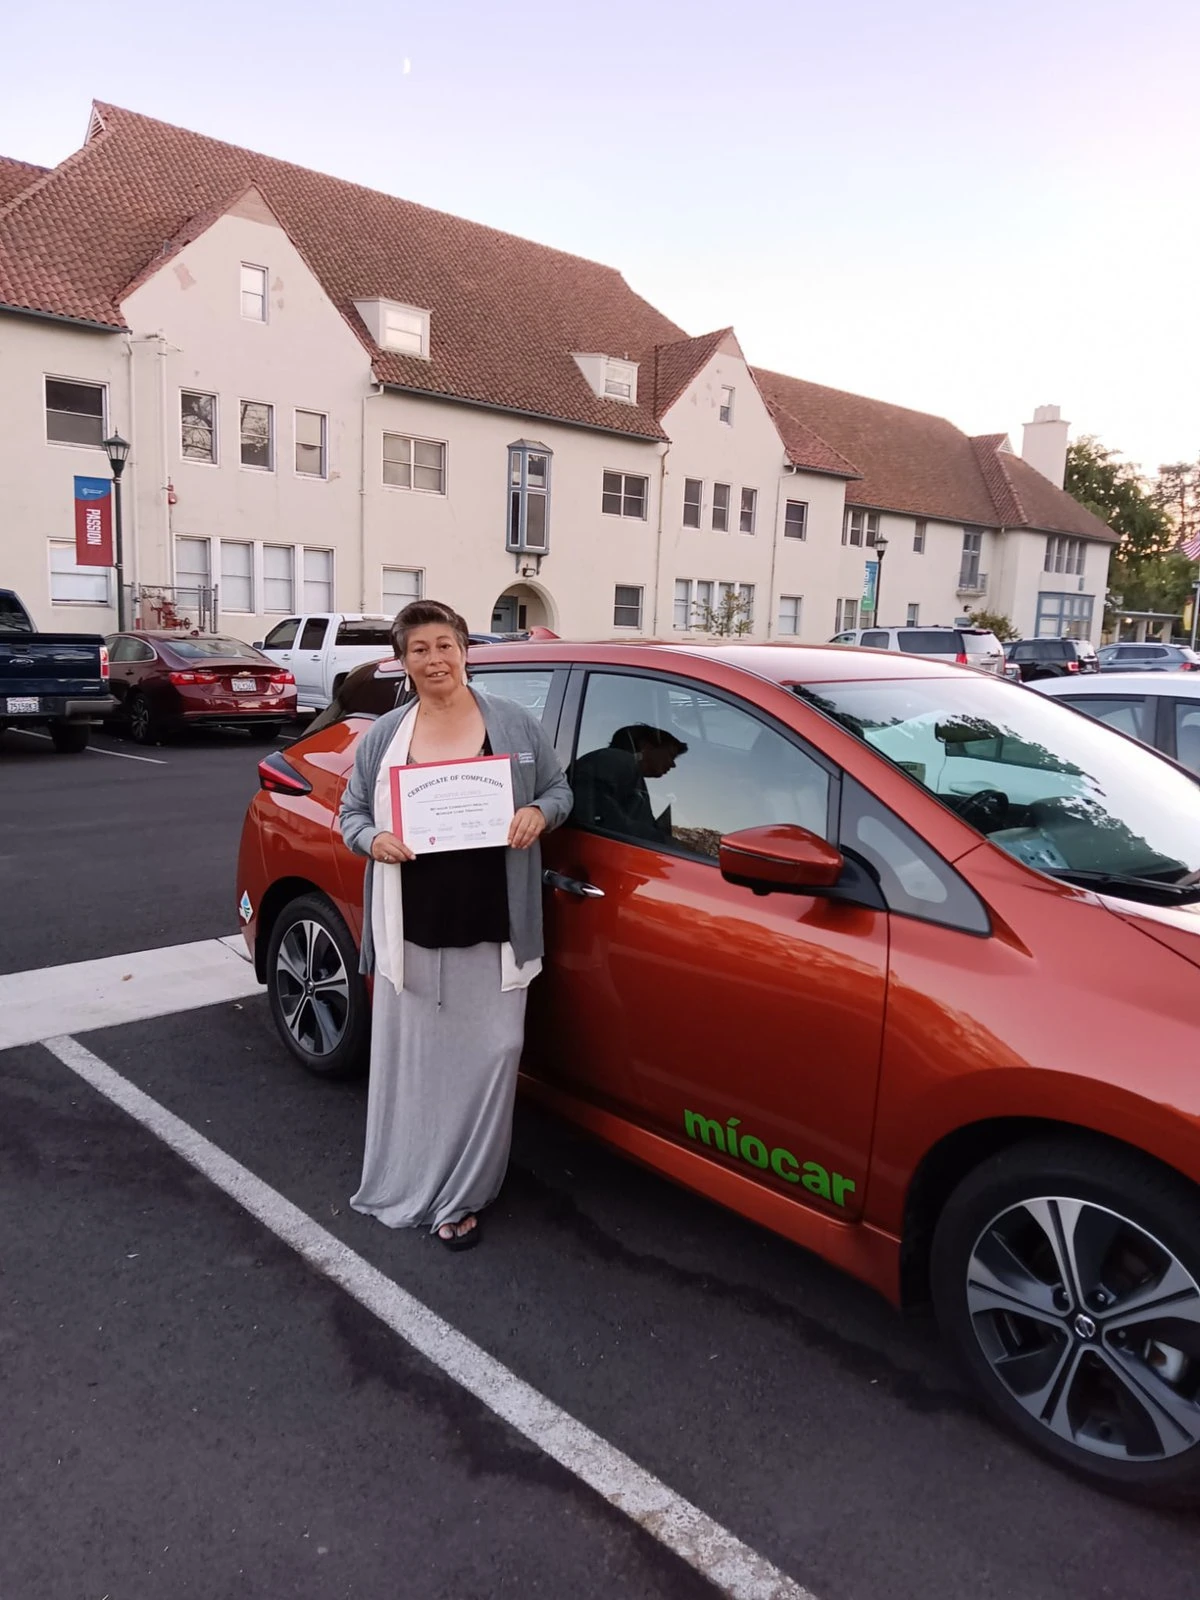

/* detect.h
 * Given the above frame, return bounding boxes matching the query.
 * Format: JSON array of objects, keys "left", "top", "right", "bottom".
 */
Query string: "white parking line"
[
  {"left": 8, "top": 727, "right": 167, "bottom": 764},
  {"left": 43, "top": 1032, "right": 816, "bottom": 1600},
  {"left": 0, "top": 938, "right": 263, "bottom": 1050}
]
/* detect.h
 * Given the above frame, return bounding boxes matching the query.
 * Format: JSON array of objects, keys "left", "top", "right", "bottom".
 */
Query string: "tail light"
[
  {"left": 99, "top": 644, "right": 110, "bottom": 681},
  {"left": 169, "top": 669, "right": 219, "bottom": 685},
  {"left": 270, "top": 670, "right": 296, "bottom": 686},
  {"left": 1067, "top": 660, "right": 1080, "bottom": 672},
  {"left": 257, "top": 749, "right": 312, "bottom": 795},
  {"left": 955, "top": 652, "right": 968, "bottom": 666}
]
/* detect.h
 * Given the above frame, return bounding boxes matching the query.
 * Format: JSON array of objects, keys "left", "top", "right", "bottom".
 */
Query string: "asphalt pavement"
[{"left": 2, "top": 718, "right": 1198, "bottom": 1598}]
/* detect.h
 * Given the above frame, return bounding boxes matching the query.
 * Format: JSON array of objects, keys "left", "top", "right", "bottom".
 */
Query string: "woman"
[{"left": 338, "top": 600, "right": 572, "bottom": 1250}]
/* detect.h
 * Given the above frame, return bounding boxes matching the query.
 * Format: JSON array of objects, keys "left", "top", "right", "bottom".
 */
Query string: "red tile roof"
[
  {"left": 755, "top": 369, "right": 1115, "bottom": 540},
  {"left": 0, "top": 103, "right": 684, "bottom": 439},
  {"left": 649, "top": 329, "right": 733, "bottom": 416},
  {"left": 0, "top": 157, "right": 47, "bottom": 209}
]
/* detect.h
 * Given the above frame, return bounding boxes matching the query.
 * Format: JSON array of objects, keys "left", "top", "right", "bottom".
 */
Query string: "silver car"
[
  {"left": 828, "top": 624, "right": 1006, "bottom": 675},
  {"left": 1032, "top": 671, "right": 1200, "bottom": 775},
  {"left": 1098, "top": 641, "right": 1200, "bottom": 673}
]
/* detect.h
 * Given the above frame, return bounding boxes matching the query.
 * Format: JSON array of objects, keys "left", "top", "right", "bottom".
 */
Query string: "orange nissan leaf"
[{"left": 236, "top": 642, "right": 1200, "bottom": 1501}]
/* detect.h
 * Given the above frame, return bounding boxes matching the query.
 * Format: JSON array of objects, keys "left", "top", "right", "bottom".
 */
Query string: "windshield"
[
  {"left": 0, "top": 594, "right": 34, "bottom": 634},
  {"left": 796, "top": 675, "right": 1200, "bottom": 883},
  {"left": 170, "top": 637, "right": 263, "bottom": 661}
]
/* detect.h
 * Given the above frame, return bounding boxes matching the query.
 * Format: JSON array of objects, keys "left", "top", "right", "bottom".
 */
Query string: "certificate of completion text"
[{"left": 390, "top": 756, "right": 514, "bottom": 854}]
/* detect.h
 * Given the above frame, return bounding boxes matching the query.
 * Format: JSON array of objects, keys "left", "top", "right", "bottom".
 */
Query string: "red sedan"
[{"left": 106, "top": 631, "right": 296, "bottom": 744}]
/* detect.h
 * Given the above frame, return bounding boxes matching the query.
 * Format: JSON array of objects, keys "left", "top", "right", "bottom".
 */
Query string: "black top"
[{"left": 400, "top": 736, "right": 511, "bottom": 950}]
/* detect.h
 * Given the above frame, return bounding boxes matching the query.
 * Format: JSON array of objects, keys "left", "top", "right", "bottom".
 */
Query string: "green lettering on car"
[{"left": 682, "top": 1108, "right": 857, "bottom": 1208}]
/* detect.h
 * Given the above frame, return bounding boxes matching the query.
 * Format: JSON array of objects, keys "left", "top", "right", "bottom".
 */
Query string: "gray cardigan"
[{"left": 338, "top": 688, "right": 573, "bottom": 975}]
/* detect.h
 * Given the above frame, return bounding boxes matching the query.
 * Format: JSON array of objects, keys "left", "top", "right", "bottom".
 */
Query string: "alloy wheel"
[
  {"left": 966, "top": 1197, "right": 1200, "bottom": 1462},
  {"left": 274, "top": 918, "right": 351, "bottom": 1058},
  {"left": 129, "top": 697, "right": 151, "bottom": 741}
]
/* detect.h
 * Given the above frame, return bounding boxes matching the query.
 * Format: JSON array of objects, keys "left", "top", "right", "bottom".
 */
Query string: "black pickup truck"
[{"left": 0, "top": 589, "right": 116, "bottom": 753}]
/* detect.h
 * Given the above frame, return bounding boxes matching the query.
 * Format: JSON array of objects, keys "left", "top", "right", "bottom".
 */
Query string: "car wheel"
[
  {"left": 932, "top": 1138, "right": 1200, "bottom": 1504},
  {"left": 127, "top": 692, "right": 161, "bottom": 745},
  {"left": 265, "top": 893, "right": 368, "bottom": 1079},
  {"left": 50, "top": 721, "right": 90, "bottom": 753}
]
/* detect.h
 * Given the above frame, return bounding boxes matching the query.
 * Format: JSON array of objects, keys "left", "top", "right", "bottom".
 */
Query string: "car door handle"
[{"left": 543, "top": 869, "right": 605, "bottom": 899}]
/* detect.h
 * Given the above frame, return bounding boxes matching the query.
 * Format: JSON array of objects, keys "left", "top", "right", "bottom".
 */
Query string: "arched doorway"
[{"left": 490, "top": 582, "right": 557, "bottom": 634}]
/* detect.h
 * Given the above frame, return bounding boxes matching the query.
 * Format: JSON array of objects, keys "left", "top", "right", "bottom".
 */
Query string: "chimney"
[{"left": 1022, "top": 404, "right": 1070, "bottom": 488}]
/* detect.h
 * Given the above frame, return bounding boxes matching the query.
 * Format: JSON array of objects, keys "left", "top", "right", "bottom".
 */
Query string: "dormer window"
[
  {"left": 354, "top": 299, "right": 432, "bottom": 360},
  {"left": 572, "top": 353, "right": 639, "bottom": 405}
]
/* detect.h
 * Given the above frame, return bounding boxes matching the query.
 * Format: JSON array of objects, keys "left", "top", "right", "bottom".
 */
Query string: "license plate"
[
  {"left": 6, "top": 697, "right": 39, "bottom": 714},
  {"left": 231, "top": 677, "right": 257, "bottom": 693}
]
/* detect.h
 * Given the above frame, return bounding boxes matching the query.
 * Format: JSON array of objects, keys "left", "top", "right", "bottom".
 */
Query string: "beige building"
[{"left": 0, "top": 104, "right": 1116, "bottom": 644}]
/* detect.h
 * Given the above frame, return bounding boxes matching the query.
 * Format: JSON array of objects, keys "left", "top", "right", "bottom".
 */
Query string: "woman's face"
[{"left": 403, "top": 622, "right": 467, "bottom": 698}]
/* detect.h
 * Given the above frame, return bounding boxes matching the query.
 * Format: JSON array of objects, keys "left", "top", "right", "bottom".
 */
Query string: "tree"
[
  {"left": 1063, "top": 437, "right": 1188, "bottom": 625},
  {"left": 1156, "top": 460, "right": 1200, "bottom": 551},
  {"left": 696, "top": 590, "right": 754, "bottom": 637},
  {"left": 965, "top": 608, "right": 1019, "bottom": 642}
]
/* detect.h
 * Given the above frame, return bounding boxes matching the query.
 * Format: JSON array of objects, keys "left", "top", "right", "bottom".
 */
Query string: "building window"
[
  {"left": 835, "top": 598, "right": 859, "bottom": 632},
  {"left": 784, "top": 500, "right": 808, "bottom": 540},
  {"left": 712, "top": 483, "right": 731, "bottom": 532},
  {"left": 303, "top": 547, "right": 334, "bottom": 611},
  {"left": 740, "top": 488, "right": 758, "bottom": 534},
  {"left": 45, "top": 377, "right": 105, "bottom": 447},
  {"left": 694, "top": 579, "right": 713, "bottom": 618},
  {"left": 1036, "top": 592, "right": 1094, "bottom": 639},
  {"left": 906, "top": 603, "right": 920, "bottom": 626},
  {"left": 49, "top": 539, "right": 109, "bottom": 605},
  {"left": 613, "top": 585, "right": 643, "bottom": 628},
  {"left": 220, "top": 540, "right": 254, "bottom": 612},
  {"left": 1045, "top": 535, "right": 1085, "bottom": 575},
  {"left": 295, "top": 410, "right": 327, "bottom": 477},
  {"left": 241, "top": 264, "right": 267, "bottom": 321},
  {"left": 602, "top": 471, "right": 648, "bottom": 519},
  {"left": 719, "top": 386, "right": 734, "bottom": 425},
  {"left": 778, "top": 595, "right": 803, "bottom": 636},
  {"left": 263, "top": 545, "right": 294, "bottom": 612},
  {"left": 382, "top": 434, "right": 446, "bottom": 494},
  {"left": 673, "top": 579, "right": 693, "bottom": 630},
  {"left": 175, "top": 537, "right": 211, "bottom": 613},
  {"left": 959, "top": 527, "right": 983, "bottom": 589},
  {"left": 240, "top": 401, "right": 274, "bottom": 470},
  {"left": 382, "top": 304, "right": 430, "bottom": 358},
  {"left": 507, "top": 441, "right": 552, "bottom": 553},
  {"left": 383, "top": 566, "right": 423, "bottom": 612},
  {"left": 682, "top": 479, "right": 703, "bottom": 529},
  {"left": 842, "top": 508, "right": 880, "bottom": 547},
  {"left": 603, "top": 359, "right": 638, "bottom": 403},
  {"left": 913, "top": 519, "right": 927, "bottom": 554},
  {"left": 179, "top": 391, "right": 217, "bottom": 463}
]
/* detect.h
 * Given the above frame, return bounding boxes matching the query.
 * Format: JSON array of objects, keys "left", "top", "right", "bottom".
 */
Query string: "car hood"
[{"left": 1102, "top": 894, "right": 1200, "bottom": 971}]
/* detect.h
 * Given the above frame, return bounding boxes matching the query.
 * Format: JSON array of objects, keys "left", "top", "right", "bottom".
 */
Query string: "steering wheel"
[{"left": 957, "top": 788, "right": 1010, "bottom": 830}]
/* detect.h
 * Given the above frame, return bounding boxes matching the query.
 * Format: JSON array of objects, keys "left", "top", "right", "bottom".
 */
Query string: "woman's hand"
[
  {"left": 508, "top": 806, "right": 547, "bottom": 850},
  {"left": 371, "top": 830, "right": 414, "bottom": 865}
]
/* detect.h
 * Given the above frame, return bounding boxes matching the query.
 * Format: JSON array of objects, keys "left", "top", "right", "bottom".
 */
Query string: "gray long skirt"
[{"left": 350, "top": 941, "right": 527, "bottom": 1232}]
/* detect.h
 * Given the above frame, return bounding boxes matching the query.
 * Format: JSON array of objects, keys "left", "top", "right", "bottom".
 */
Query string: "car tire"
[
  {"left": 931, "top": 1137, "right": 1200, "bottom": 1505},
  {"left": 265, "top": 893, "right": 369, "bottom": 1079},
  {"left": 50, "top": 721, "right": 90, "bottom": 753},
  {"left": 127, "top": 692, "right": 161, "bottom": 746}
]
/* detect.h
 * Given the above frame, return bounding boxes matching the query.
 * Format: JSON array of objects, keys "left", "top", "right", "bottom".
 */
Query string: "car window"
[
  {"left": 169, "top": 636, "right": 264, "bottom": 660},
  {"left": 1058, "top": 695, "right": 1150, "bottom": 741},
  {"left": 107, "top": 635, "right": 133, "bottom": 663},
  {"left": 299, "top": 618, "right": 329, "bottom": 651},
  {"left": 840, "top": 777, "right": 989, "bottom": 933},
  {"left": 570, "top": 671, "right": 832, "bottom": 861},
  {"left": 831, "top": 632, "right": 858, "bottom": 645},
  {"left": 1123, "top": 647, "right": 1155, "bottom": 661},
  {"left": 334, "top": 620, "right": 393, "bottom": 647},
  {"left": 860, "top": 631, "right": 889, "bottom": 649},
  {"left": 796, "top": 676, "right": 1200, "bottom": 882},
  {"left": 1013, "top": 643, "right": 1036, "bottom": 662},
  {"left": 0, "top": 594, "right": 33, "bottom": 634},
  {"left": 897, "top": 631, "right": 958, "bottom": 655},
  {"left": 263, "top": 619, "right": 299, "bottom": 650},
  {"left": 128, "top": 638, "right": 156, "bottom": 662},
  {"left": 470, "top": 667, "right": 556, "bottom": 719},
  {"left": 1174, "top": 703, "right": 1200, "bottom": 776}
]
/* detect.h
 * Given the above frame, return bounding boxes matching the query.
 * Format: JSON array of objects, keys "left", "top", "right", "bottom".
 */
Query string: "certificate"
[{"left": 390, "top": 755, "right": 514, "bottom": 855}]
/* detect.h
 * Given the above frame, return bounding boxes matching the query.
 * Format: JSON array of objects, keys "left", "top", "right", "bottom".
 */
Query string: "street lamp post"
[
  {"left": 103, "top": 432, "right": 130, "bottom": 630},
  {"left": 873, "top": 533, "right": 889, "bottom": 624}
]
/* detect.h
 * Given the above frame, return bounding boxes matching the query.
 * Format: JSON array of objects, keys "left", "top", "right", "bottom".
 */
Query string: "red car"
[
  {"left": 106, "top": 632, "right": 297, "bottom": 743},
  {"left": 236, "top": 641, "right": 1200, "bottom": 1501}
]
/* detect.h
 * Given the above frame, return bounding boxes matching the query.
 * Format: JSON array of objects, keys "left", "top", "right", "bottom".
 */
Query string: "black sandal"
[{"left": 436, "top": 1215, "right": 481, "bottom": 1252}]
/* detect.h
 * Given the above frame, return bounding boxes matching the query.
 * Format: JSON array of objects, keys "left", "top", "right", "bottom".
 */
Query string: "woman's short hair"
[{"left": 390, "top": 600, "right": 470, "bottom": 660}]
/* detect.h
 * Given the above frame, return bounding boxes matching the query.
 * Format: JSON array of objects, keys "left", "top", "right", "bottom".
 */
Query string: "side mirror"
[
  {"left": 719, "top": 825, "right": 845, "bottom": 895},
  {"left": 252, "top": 640, "right": 264, "bottom": 650}
]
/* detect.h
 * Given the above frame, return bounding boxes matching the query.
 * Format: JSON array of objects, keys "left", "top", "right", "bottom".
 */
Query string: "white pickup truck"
[{"left": 254, "top": 612, "right": 394, "bottom": 711}]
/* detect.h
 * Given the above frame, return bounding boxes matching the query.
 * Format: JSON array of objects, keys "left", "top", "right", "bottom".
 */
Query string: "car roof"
[
  {"left": 1034, "top": 672, "right": 1200, "bottom": 697},
  {"left": 468, "top": 639, "right": 977, "bottom": 685}
]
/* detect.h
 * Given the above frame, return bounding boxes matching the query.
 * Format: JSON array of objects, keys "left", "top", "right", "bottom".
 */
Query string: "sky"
[{"left": 3, "top": 0, "right": 1197, "bottom": 477}]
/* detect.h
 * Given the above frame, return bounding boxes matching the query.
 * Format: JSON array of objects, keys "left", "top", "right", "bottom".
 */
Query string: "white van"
[{"left": 829, "top": 624, "right": 1007, "bottom": 676}]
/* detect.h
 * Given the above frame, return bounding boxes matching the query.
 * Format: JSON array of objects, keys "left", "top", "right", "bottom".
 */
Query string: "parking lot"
[{"left": 3, "top": 721, "right": 1199, "bottom": 1600}]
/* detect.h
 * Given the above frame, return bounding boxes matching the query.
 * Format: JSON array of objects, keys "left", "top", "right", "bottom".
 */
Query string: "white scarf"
[{"left": 371, "top": 704, "right": 542, "bottom": 995}]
